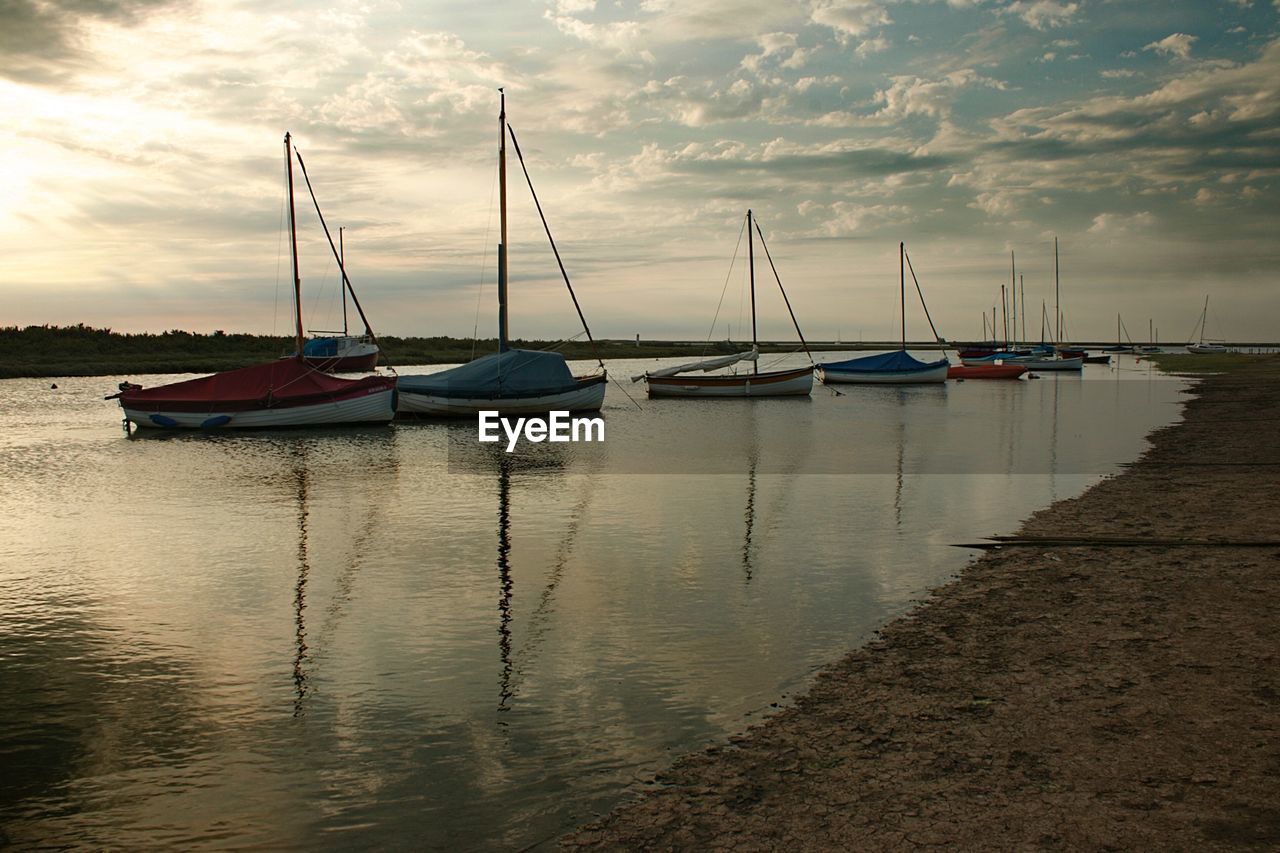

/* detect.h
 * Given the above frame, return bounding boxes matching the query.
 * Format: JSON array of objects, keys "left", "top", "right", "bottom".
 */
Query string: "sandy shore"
[{"left": 564, "top": 359, "right": 1280, "bottom": 850}]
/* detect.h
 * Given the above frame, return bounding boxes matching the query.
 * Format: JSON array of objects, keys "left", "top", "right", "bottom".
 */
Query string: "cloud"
[
  {"left": 1088, "top": 211, "right": 1155, "bottom": 233},
  {"left": 809, "top": 0, "right": 892, "bottom": 41},
  {"left": 1144, "top": 33, "right": 1198, "bottom": 60},
  {"left": 1100, "top": 68, "right": 1136, "bottom": 78},
  {"left": 856, "top": 35, "right": 890, "bottom": 57},
  {"left": 1000, "top": 1, "right": 1080, "bottom": 31},
  {"left": 873, "top": 69, "right": 1007, "bottom": 119}
]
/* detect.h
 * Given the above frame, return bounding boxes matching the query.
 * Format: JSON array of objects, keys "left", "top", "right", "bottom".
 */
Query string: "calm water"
[{"left": 0, "top": 353, "right": 1185, "bottom": 849}]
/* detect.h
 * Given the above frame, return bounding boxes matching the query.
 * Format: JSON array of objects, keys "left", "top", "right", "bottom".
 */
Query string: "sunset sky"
[{"left": 2, "top": 0, "right": 1277, "bottom": 343}]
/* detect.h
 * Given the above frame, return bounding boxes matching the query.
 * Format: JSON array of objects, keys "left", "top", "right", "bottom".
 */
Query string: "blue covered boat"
[
  {"left": 395, "top": 91, "right": 606, "bottom": 417},
  {"left": 397, "top": 349, "right": 606, "bottom": 416},
  {"left": 817, "top": 349, "right": 949, "bottom": 384},
  {"left": 816, "top": 242, "right": 949, "bottom": 385}
]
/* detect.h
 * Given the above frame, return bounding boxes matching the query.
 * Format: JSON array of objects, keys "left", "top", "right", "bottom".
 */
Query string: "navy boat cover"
[
  {"left": 819, "top": 350, "right": 947, "bottom": 373},
  {"left": 398, "top": 349, "right": 580, "bottom": 398}
]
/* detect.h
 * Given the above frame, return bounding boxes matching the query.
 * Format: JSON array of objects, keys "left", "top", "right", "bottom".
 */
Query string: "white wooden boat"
[
  {"left": 635, "top": 210, "right": 813, "bottom": 399},
  {"left": 645, "top": 364, "right": 813, "bottom": 397},
  {"left": 396, "top": 91, "right": 606, "bottom": 417}
]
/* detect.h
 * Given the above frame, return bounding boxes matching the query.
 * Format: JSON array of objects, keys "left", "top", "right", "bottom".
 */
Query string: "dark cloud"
[
  {"left": 0, "top": 0, "right": 180, "bottom": 83},
  {"left": 670, "top": 148, "right": 957, "bottom": 180}
]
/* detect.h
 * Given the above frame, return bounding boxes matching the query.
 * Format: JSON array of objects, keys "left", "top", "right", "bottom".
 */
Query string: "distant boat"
[
  {"left": 396, "top": 92, "right": 607, "bottom": 416},
  {"left": 1187, "top": 295, "right": 1229, "bottom": 354},
  {"left": 816, "top": 242, "right": 948, "bottom": 385},
  {"left": 297, "top": 228, "right": 380, "bottom": 372},
  {"left": 947, "top": 363, "right": 1027, "bottom": 380},
  {"left": 109, "top": 133, "right": 397, "bottom": 430},
  {"left": 636, "top": 210, "right": 813, "bottom": 398},
  {"left": 1082, "top": 354, "right": 1112, "bottom": 365}
]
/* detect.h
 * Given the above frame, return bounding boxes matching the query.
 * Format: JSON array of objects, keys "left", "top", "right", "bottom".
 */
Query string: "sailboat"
[
  {"left": 636, "top": 210, "right": 813, "bottom": 397},
  {"left": 816, "top": 242, "right": 948, "bottom": 384},
  {"left": 1101, "top": 314, "right": 1134, "bottom": 353},
  {"left": 109, "top": 133, "right": 398, "bottom": 430},
  {"left": 395, "top": 92, "right": 608, "bottom": 416},
  {"left": 1187, "top": 295, "right": 1228, "bottom": 353},
  {"left": 298, "top": 228, "right": 380, "bottom": 372}
]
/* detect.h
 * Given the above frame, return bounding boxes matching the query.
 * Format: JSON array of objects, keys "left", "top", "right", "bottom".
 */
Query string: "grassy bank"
[
  {"left": 0, "top": 324, "right": 863, "bottom": 379},
  {"left": 1146, "top": 351, "right": 1277, "bottom": 374}
]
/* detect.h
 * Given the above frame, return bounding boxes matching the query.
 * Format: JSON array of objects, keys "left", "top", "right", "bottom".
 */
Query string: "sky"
[{"left": 2, "top": 0, "right": 1278, "bottom": 344}]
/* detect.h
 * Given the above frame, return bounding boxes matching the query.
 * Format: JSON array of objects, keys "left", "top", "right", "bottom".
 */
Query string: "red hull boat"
[{"left": 947, "top": 364, "right": 1027, "bottom": 380}]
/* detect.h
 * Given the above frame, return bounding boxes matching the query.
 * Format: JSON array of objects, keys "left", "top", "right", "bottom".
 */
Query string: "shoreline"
[{"left": 564, "top": 358, "right": 1280, "bottom": 849}]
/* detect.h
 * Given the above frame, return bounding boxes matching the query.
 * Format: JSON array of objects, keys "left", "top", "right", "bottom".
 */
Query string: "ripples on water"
[{"left": 0, "top": 355, "right": 1184, "bottom": 848}]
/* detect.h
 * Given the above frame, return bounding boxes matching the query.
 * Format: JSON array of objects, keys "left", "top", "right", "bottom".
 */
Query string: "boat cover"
[
  {"left": 397, "top": 349, "right": 581, "bottom": 398},
  {"left": 632, "top": 347, "right": 758, "bottom": 382},
  {"left": 115, "top": 358, "right": 389, "bottom": 408},
  {"left": 303, "top": 337, "right": 340, "bottom": 357},
  {"left": 818, "top": 350, "right": 947, "bottom": 373}
]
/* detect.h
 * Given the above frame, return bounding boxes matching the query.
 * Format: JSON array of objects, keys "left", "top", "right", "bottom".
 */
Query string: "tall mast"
[
  {"left": 1020, "top": 274, "right": 1025, "bottom": 345},
  {"left": 748, "top": 209, "right": 757, "bottom": 373},
  {"left": 1201, "top": 294, "right": 1210, "bottom": 343},
  {"left": 1000, "top": 284, "right": 1007, "bottom": 346},
  {"left": 339, "top": 226, "right": 347, "bottom": 336},
  {"left": 1117, "top": 313, "right": 1121, "bottom": 348},
  {"left": 1054, "top": 236, "right": 1060, "bottom": 345},
  {"left": 899, "top": 241, "right": 906, "bottom": 350},
  {"left": 284, "top": 132, "right": 304, "bottom": 359},
  {"left": 498, "top": 89, "right": 509, "bottom": 353},
  {"left": 1010, "top": 250, "right": 1016, "bottom": 348}
]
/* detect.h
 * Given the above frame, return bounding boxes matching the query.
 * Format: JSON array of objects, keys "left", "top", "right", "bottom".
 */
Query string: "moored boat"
[
  {"left": 946, "top": 363, "right": 1027, "bottom": 380},
  {"left": 110, "top": 133, "right": 397, "bottom": 430},
  {"left": 397, "top": 91, "right": 606, "bottom": 417},
  {"left": 636, "top": 209, "right": 813, "bottom": 399},
  {"left": 816, "top": 242, "right": 948, "bottom": 385},
  {"left": 1186, "top": 295, "right": 1229, "bottom": 354}
]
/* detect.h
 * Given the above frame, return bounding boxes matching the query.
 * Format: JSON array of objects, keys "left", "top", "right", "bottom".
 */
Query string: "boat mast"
[
  {"left": 899, "top": 241, "right": 906, "bottom": 350},
  {"left": 284, "top": 131, "right": 304, "bottom": 360},
  {"left": 1200, "top": 294, "right": 1210, "bottom": 344},
  {"left": 749, "top": 209, "right": 757, "bottom": 373},
  {"left": 1054, "top": 236, "right": 1060, "bottom": 345},
  {"left": 498, "top": 89, "right": 509, "bottom": 353},
  {"left": 1010, "top": 251, "right": 1016, "bottom": 348},
  {"left": 339, "top": 226, "right": 348, "bottom": 336},
  {"left": 1020, "top": 274, "right": 1026, "bottom": 346}
]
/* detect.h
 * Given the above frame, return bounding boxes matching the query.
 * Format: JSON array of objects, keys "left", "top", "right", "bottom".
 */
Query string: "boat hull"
[
  {"left": 122, "top": 384, "right": 397, "bottom": 429},
  {"left": 946, "top": 364, "right": 1027, "bottom": 380},
  {"left": 1015, "top": 356, "right": 1083, "bottom": 370},
  {"left": 1187, "top": 344, "right": 1228, "bottom": 354},
  {"left": 397, "top": 375, "right": 607, "bottom": 416},
  {"left": 817, "top": 362, "right": 948, "bottom": 384},
  {"left": 645, "top": 366, "right": 813, "bottom": 398}
]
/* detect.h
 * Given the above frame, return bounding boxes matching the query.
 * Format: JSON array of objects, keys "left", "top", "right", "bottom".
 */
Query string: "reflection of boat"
[
  {"left": 1187, "top": 295, "right": 1229, "bottom": 353},
  {"left": 638, "top": 210, "right": 813, "bottom": 398},
  {"left": 947, "top": 364, "right": 1027, "bottom": 380},
  {"left": 397, "top": 92, "right": 607, "bottom": 417},
  {"left": 110, "top": 134, "right": 397, "bottom": 430},
  {"left": 817, "top": 243, "right": 948, "bottom": 384}
]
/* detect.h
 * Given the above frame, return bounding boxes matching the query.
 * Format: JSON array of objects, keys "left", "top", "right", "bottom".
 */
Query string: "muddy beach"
[{"left": 565, "top": 359, "right": 1280, "bottom": 850}]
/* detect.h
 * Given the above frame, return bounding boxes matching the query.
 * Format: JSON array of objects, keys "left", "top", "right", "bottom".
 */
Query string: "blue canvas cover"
[
  {"left": 397, "top": 349, "right": 580, "bottom": 399},
  {"left": 819, "top": 350, "right": 947, "bottom": 373},
  {"left": 303, "top": 337, "right": 339, "bottom": 357}
]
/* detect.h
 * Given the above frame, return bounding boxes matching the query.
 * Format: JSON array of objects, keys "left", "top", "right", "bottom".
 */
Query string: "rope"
[
  {"left": 705, "top": 216, "right": 747, "bottom": 356},
  {"left": 752, "top": 218, "right": 812, "bottom": 363},
  {"left": 903, "top": 248, "right": 946, "bottom": 353}
]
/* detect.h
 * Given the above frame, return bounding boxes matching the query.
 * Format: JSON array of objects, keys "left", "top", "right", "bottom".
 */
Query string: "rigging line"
[
  {"left": 706, "top": 215, "right": 748, "bottom": 356},
  {"left": 752, "top": 219, "right": 812, "bottom": 363},
  {"left": 291, "top": 145, "right": 385, "bottom": 365},
  {"left": 903, "top": 249, "right": 946, "bottom": 353},
  {"left": 505, "top": 124, "right": 605, "bottom": 375}
]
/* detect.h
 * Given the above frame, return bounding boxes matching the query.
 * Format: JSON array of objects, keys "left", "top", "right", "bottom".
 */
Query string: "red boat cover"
[{"left": 117, "top": 359, "right": 393, "bottom": 411}]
